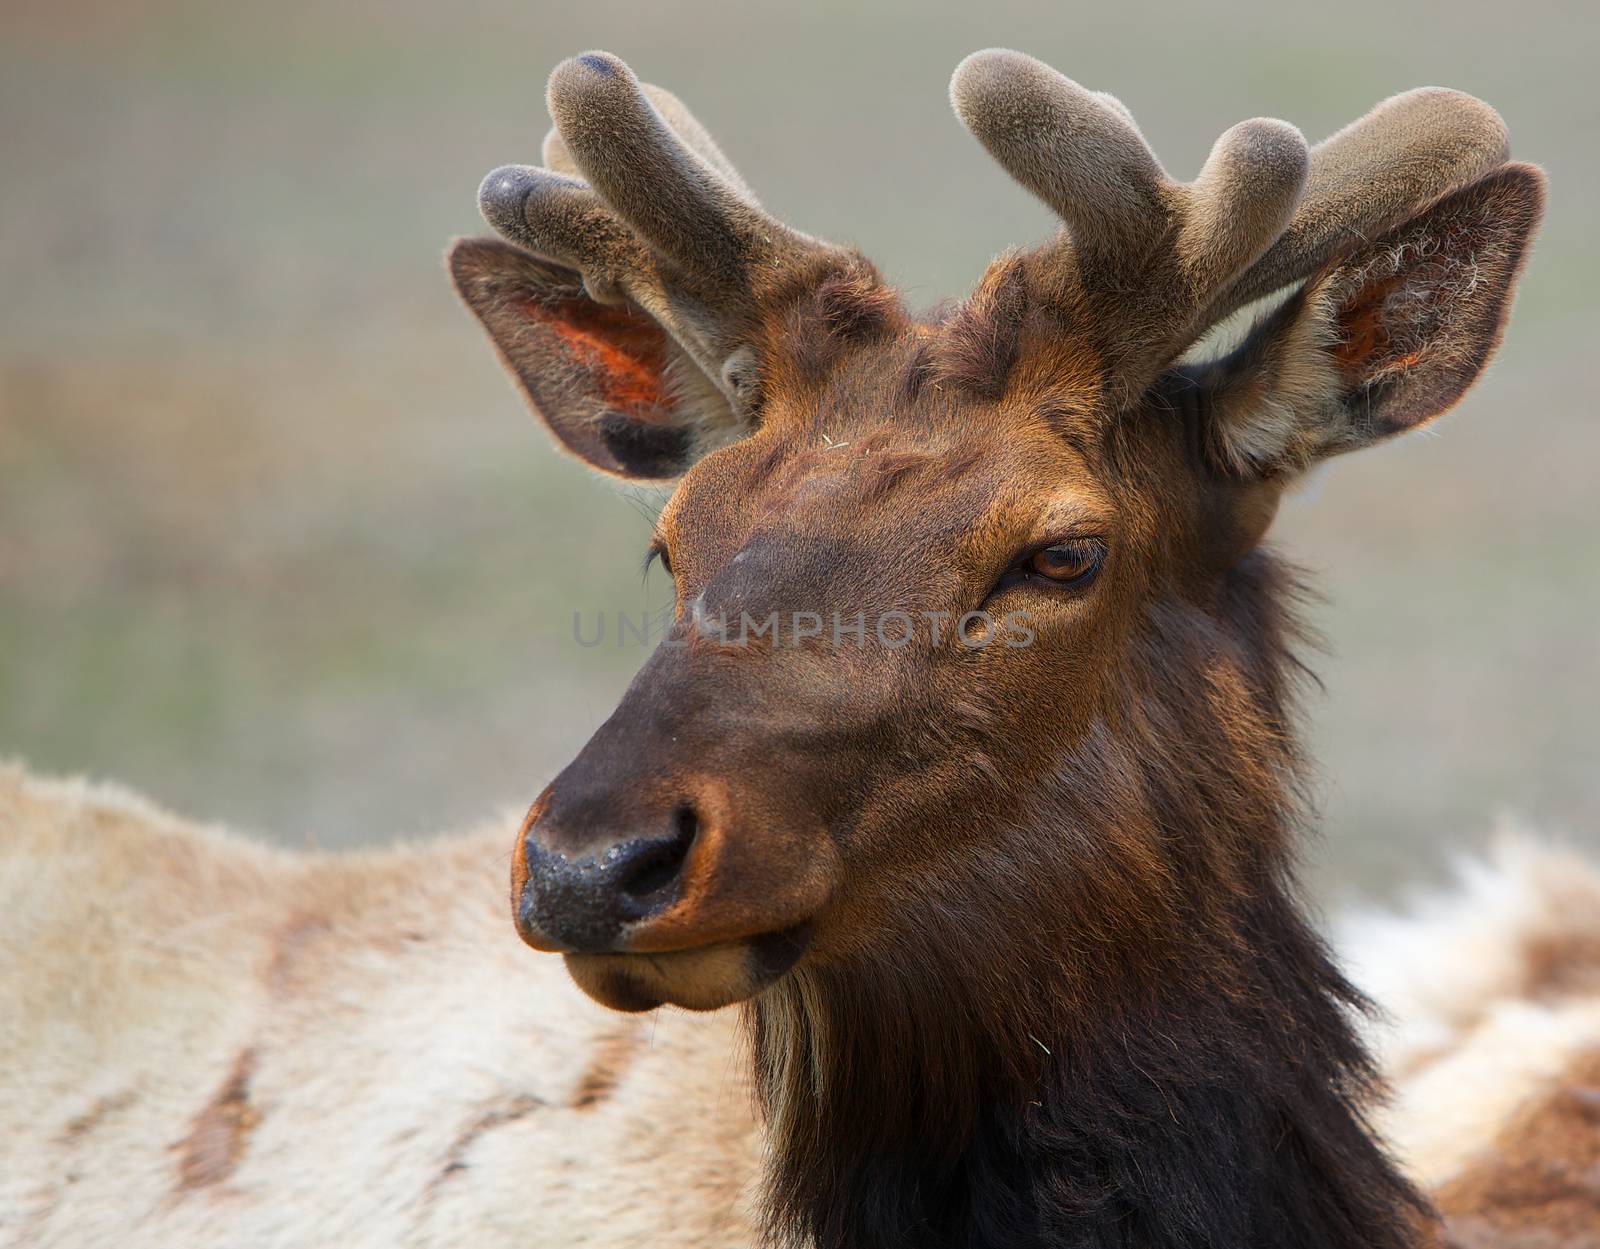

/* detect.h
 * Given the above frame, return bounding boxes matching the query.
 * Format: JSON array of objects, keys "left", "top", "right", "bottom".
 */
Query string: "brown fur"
[
  {"left": 784, "top": 266, "right": 907, "bottom": 384},
  {"left": 172, "top": 1049, "right": 259, "bottom": 1191},
  {"left": 570, "top": 1025, "right": 645, "bottom": 1110},
  {"left": 927, "top": 255, "right": 1029, "bottom": 397},
  {"left": 1433, "top": 1050, "right": 1600, "bottom": 1247}
]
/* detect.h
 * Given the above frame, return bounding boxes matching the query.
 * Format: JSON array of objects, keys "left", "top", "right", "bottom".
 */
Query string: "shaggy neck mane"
[{"left": 743, "top": 551, "right": 1429, "bottom": 1249}]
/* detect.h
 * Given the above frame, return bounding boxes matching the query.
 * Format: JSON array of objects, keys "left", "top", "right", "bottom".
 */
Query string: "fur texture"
[
  {"left": 736, "top": 551, "right": 1429, "bottom": 1249},
  {"left": 0, "top": 766, "right": 761, "bottom": 1249},
  {"left": 1340, "top": 834, "right": 1600, "bottom": 1180}
]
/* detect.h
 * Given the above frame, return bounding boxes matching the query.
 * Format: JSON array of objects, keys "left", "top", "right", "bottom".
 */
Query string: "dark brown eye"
[
  {"left": 1026, "top": 540, "right": 1104, "bottom": 587},
  {"left": 646, "top": 545, "right": 673, "bottom": 578}
]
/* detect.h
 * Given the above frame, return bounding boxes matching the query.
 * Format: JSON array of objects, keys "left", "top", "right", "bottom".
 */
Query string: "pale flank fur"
[
  {"left": 0, "top": 764, "right": 760, "bottom": 1249},
  {"left": 4, "top": 764, "right": 1599, "bottom": 1246},
  {"left": 1337, "top": 825, "right": 1600, "bottom": 1193}
]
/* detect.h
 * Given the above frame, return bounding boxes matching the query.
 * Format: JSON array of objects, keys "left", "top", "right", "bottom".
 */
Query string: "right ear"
[
  {"left": 1195, "top": 162, "right": 1544, "bottom": 477},
  {"left": 447, "top": 237, "right": 742, "bottom": 482}
]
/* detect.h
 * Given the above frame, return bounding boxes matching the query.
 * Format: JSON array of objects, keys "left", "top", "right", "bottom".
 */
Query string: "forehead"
[{"left": 663, "top": 322, "right": 1118, "bottom": 559}]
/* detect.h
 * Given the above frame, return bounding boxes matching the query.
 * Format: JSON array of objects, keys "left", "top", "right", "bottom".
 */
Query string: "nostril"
[
  {"left": 672, "top": 803, "right": 699, "bottom": 844},
  {"left": 615, "top": 806, "right": 698, "bottom": 908},
  {"left": 616, "top": 844, "right": 681, "bottom": 901}
]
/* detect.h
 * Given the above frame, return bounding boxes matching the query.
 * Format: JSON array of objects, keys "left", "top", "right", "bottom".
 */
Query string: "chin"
[{"left": 564, "top": 927, "right": 811, "bottom": 1012}]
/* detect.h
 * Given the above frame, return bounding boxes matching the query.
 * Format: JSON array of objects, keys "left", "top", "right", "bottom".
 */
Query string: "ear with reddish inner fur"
[
  {"left": 1193, "top": 162, "right": 1545, "bottom": 476},
  {"left": 448, "top": 236, "right": 738, "bottom": 482}
]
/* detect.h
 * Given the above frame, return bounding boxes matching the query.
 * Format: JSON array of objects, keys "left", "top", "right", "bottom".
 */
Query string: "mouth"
[{"left": 562, "top": 924, "right": 812, "bottom": 1012}]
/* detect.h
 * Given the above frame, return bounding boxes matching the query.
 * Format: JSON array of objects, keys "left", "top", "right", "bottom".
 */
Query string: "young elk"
[{"left": 451, "top": 49, "right": 1550, "bottom": 1249}]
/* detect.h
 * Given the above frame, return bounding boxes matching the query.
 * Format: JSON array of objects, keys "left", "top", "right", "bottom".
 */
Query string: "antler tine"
[
  {"left": 950, "top": 49, "right": 1172, "bottom": 261},
  {"left": 486, "top": 77, "right": 758, "bottom": 309},
  {"left": 477, "top": 165, "right": 649, "bottom": 305},
  {"left": 541, "top": 53, "right": 802, "bottom": 283},
  {"left": 1178, "top": 118, "right": 1313, "bottom": 305},
  {"left": 950, "top": 50, "right": 1310, "bottom": 382},
  {"left": 1211, "top": 87, "right": 1512, "bottom": 319},
  {"left": 542, "top": 82, "right": 755, "bottom": 201}
]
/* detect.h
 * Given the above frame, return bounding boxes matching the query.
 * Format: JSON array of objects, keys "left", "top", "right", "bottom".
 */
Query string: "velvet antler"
[
  {"left": 949, "top": 49, "right": 1512, "bottom": 400},
  {"left": 476, "top": 52, "right": 861, "bottom": 407}
]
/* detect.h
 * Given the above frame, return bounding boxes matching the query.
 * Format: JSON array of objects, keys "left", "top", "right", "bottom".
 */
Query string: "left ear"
[
  {"left": 448, "top": 236, "right": 743, "bottom": 482},
  {"left": 1197, "top": 162, "right": 1545, "bottom": 475}
]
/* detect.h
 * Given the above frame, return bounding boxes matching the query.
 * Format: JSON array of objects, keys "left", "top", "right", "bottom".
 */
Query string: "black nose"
[{"left": 520, "top": 807, "right": 698, "bottom": 952}]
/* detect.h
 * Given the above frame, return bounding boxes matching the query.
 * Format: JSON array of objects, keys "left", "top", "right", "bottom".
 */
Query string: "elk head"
[{"left": 452, "top": 51, "right": 1542, "bottom": 1015}]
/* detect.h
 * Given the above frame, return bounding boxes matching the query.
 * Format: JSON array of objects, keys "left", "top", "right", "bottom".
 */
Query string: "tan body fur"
[
  {"left": 0, "top": 766, "right": 760, "bottom": 1249},
  {"left": 1342, "top": 836, "right": 1600, "bottom": 1244},
  {"left": 5, "top": 766, "right": 1599, "bottom": 1246}
]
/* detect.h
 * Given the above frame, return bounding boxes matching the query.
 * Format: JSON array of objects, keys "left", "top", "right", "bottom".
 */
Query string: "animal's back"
[
  {"left": 1340, "top": 834, "right": 1600, "bottom": 1245},
  {"left": 0, "top": 765, "right": 761, "bottom": 1248}
]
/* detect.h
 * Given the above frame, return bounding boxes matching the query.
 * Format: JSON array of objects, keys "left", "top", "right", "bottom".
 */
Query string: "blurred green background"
[{"left": 2, "top": 0, "right": 1596, "bottom": 905}]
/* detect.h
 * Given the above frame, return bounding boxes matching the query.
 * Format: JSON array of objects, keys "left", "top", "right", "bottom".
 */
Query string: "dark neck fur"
[{"left": 744, "top": 552, "right": 1431, "bottom": 1249}]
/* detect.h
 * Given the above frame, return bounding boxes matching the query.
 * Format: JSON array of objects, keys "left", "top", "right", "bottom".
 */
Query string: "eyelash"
[
  {"left": 645, "top": 545, "right": 673, "bottom": 578},
  {"left": 993, "top": 537, "right": 1106, "bottom": 596}
]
